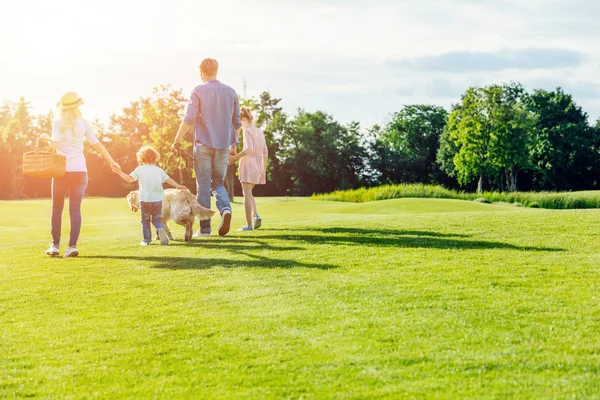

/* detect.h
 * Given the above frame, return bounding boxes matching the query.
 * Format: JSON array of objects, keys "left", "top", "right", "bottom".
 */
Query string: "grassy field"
[{"left": 1, "top": 196, "right": 600, "bottom": 398}]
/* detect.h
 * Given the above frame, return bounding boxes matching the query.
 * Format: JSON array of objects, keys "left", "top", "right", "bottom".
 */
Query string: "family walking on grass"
[{"left": 41, "top": 58, "right": 268, "bottom": 257}]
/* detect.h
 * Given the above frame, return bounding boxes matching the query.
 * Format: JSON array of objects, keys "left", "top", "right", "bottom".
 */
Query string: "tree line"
[{"left": 1, "top": 82, "right": 599, "bottom": 200}]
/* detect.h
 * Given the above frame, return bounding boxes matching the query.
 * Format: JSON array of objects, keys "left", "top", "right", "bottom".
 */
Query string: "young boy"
[{"left": 113, "top": 146, "right": 187, "bottom": 246}]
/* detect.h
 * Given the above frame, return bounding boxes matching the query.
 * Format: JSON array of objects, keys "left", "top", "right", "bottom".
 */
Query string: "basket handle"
[{"left": 34, "top": 135, "right": 54, "bottom": 153}]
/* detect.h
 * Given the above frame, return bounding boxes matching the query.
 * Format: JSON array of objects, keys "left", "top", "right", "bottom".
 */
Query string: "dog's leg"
[
  {"left": 164, "top": 223, "right": 175, "bottom": 241},
  {"left": 184, "top": 222, "right": 192, "bottom": 242}
]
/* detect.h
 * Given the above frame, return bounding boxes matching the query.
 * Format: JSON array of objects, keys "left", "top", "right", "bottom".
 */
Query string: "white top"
[
  {"left": 130, "top": 164, "right": 170, "bottom": 203},
  {"left": 51, "top": 118, "right": 100, "bottom": 172}
]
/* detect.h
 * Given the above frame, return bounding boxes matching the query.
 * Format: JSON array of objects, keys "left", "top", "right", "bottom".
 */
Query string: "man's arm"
[
  {"left": 232, "top": 94, "right": 242, "bottom": 130},
  {"left": 173, "top": 121, "right": 193, "bottom": 145},
  {"left": 174, "top": 89, "right": 200, "bottom": 145}
]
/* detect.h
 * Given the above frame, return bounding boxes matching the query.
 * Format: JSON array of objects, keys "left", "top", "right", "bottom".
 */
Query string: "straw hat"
[{"left": 56, "top": 92, "right": 84, "bottom": 110}]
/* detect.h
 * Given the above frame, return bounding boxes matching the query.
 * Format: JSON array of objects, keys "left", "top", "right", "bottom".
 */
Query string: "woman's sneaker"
[
  {"left": 253, "top": 214, "right": 262, "bottom": 230},
  {"left": 63, "top": 247, "right": 79, "bottom": 258},
  {"left": 237, "top": 226, "right": 253, "bottom": 232},
  {"left": 140, "top": 241, "right": 149, "bottom": 246},
  {"left": 157, "top": 228, "right": 169, "bottom": 245},
  {"left": 45, "top": 244, "right": 60, "bottom": 256}
]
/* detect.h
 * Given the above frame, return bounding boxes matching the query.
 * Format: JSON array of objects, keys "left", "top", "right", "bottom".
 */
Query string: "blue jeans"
[
  {"left": 51, "top": 172, "right": 88, "bottom": 247},
  {"left": 140, "top": 201, "right": 164, "bottom": 244},
  {"left": 194, "top": 143, "right": 231, "bottom": 234}
]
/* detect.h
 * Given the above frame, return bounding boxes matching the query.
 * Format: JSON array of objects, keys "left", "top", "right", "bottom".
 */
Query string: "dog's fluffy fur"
[{"left": 127, "top": 189, "right": 217, "bottom": 242}]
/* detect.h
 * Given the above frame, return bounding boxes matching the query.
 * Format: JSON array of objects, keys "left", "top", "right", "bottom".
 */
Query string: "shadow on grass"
[
  {"left": 169, "top": 238, "right": 303, "bottom": 252},
  {"left": 268, "top": 227, "right": 471, "bottom": 238},
  {"left": 80, "top": 252, "right": 338, "bottom": 270},
  {"left": 251, "top": 227, "right": 564, "bottom": 252}
]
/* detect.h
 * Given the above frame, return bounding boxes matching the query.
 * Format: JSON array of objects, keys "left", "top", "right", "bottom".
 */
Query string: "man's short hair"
[{"left": 199, "top": 58, "right": 219, "bottom": 76}]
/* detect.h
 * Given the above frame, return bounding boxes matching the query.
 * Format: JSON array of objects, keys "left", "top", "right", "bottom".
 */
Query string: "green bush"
[{"left": 311, "top": 184, "right": 600, "bottom": 210}]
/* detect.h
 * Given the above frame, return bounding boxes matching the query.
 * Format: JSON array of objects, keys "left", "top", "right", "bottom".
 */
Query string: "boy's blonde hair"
[
  {"left": 137, "top": 146, "right": 160, "bottom": 165},
  {"left": 199, "top": 58, "right": 219, "bottom": 77}
]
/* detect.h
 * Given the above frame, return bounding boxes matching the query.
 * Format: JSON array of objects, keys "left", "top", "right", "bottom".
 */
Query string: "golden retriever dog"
[{"left": 126, "top": 189, "right": 216, "bottom": 242}]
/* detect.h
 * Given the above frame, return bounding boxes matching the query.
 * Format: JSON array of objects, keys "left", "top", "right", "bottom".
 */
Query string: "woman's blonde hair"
[
  {"left": 60, "top": 106, "right": 82, "bottom": 141},
  {"left": 137, "top": 146, "right": 160, "bottom": 165}
]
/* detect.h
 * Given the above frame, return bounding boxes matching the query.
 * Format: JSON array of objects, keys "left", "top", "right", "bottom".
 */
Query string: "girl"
[
  {"left": 112, "top": 146, "right": 187, "bottom": 245},
  {"left": 229, "top": 107, "right": 268, "bottom": 231},
  {"left": 41, "top": 92, "right": 120, "bottom": 258}
]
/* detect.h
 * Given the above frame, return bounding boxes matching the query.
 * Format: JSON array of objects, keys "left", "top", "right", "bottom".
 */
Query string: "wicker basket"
[{"left": 22, "top": 137, "right": 66, "bottom": 179}]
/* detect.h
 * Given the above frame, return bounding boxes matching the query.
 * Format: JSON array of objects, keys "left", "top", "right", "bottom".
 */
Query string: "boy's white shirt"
[{"left": 130, "top": 164, "right": 169, "bottom": 202}]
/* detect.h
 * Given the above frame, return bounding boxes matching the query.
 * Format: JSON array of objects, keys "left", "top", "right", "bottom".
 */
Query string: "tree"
[
  {"left": 526, "top": 88, "right": 597, "bottom": 191},
  {"left": 442, "top": 84, "right": 535, "bottom": 192},
  {"left": 370, "top": 105, "right": 448, "bottom": 185},
  {"left": 488, "top": 83, "right": 535, "bottom": 192},
  {"left": 445, "top": 87, "right": 496, "bottom": 193},
  {"left": 277, "top": 110, "right": 366, "bottom": 195}
]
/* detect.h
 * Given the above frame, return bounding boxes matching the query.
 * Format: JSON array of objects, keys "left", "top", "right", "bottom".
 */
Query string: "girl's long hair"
[{"left": 59, "top": 106, "right": 82, "bottom": 141}]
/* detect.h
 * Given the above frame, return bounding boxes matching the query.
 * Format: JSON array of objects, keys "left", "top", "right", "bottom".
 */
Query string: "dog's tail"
[
  {"left": 192, "top": 202, "right": 218, "bottom": 221},
  {"left": 179, "top": 190, "right": 217, "bottom": 221}
]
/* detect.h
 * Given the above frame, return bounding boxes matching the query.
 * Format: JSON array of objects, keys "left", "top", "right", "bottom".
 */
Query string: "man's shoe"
[
  {"left": 193, "top": 229, "right": 211, "bottom": 238},
  {"left": 218, "top": 210, "right": 232, "bottom": 236}
]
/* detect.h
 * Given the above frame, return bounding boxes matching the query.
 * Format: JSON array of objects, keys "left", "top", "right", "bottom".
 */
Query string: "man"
[{"left": 172, "top": 58, "right": 241, "bottom": 236}]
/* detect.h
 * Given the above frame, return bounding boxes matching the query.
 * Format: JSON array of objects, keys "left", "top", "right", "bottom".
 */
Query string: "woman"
[{"left": 40, "top": 92, "right": 120, "bottom": 257}]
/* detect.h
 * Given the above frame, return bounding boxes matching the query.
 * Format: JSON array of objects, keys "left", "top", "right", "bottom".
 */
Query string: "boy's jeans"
[
  {"left": 140, "top": 201, "right": 163, "bottom": 244},
  {"left": 194, "top": 143, "right": 232, "bottom": 234}
]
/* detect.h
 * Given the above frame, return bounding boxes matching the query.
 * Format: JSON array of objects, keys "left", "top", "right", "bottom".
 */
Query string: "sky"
[{"left": 1, "top": 0, "right": 600, "bottom": 128}]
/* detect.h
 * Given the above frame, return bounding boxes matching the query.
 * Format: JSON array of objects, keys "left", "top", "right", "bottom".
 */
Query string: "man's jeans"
[
  {"left": 194, "top": 143, "right": 232, "bottom": 234},
  {"left": 140, "top": 201, "right": 164, "bottom": 244}
]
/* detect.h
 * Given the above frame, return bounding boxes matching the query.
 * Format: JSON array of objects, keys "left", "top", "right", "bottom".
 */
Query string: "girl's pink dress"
[{"left": 238, "top": 127, "right": 268, "bottom": 185}]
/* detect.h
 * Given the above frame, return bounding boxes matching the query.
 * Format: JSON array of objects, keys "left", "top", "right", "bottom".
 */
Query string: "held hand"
[
  {"left": 228, "top": 155, "right": 237, "bottom": 165},
  {"left": 109, "top": 160, "right": 121, "bottom": 172},
  {"left": 176, "top": 184, "right": 188, "bottom": 191}
]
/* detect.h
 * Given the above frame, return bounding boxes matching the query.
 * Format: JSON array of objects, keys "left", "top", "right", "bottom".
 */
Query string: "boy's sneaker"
[
  {"left": 193, "top": 229, "right": 211, "bottom": 238},
  {"left": 237, "top": 226, "right": 253, "bottom": 232},
  {"left": 157, "top": 228, "right": 169, "bottom": 245},
  {"left": 45, "top": 244, "right": 60, "bottom": 256},
  {"left": 140, "top": 241, "right": 149, "bottom": 246},
  {"left": 253, "top": 215, "right": 262, "bottom": 230},
  {"left": 63, "top": 247, "right": 79, "bottom": 258},
  {"left": 218, "top": 210, "right": 232, "bottom": 236}
]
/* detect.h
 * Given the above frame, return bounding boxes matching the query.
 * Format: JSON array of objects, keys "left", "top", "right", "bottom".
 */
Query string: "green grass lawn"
[{"left": 1, "top": 196, "right": 599, "bottom": 398}]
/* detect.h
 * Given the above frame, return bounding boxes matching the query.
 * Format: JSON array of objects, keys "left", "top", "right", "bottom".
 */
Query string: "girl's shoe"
[
  {"left": 45, "top": 244, "right": 60, "bottom": 256},
  {"left": 63, "top": 247, "right": 79, "bottom": 258},
  {"left": 237, "top": 226, "right": 253, "bottom": 232},
  {"left": 140, "top": 241, "right": 149, "bottom": 246},
  {"left": 253, "top": 215, "right": 262, "bottom": 230}
]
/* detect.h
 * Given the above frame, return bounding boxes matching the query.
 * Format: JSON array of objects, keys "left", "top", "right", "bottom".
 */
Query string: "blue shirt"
[
  {"left": 183, "top": 80, "right": 242, "bottom": 150},
  {"left": 130, "top": 164, "right": 170, "bottom": 203}
]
